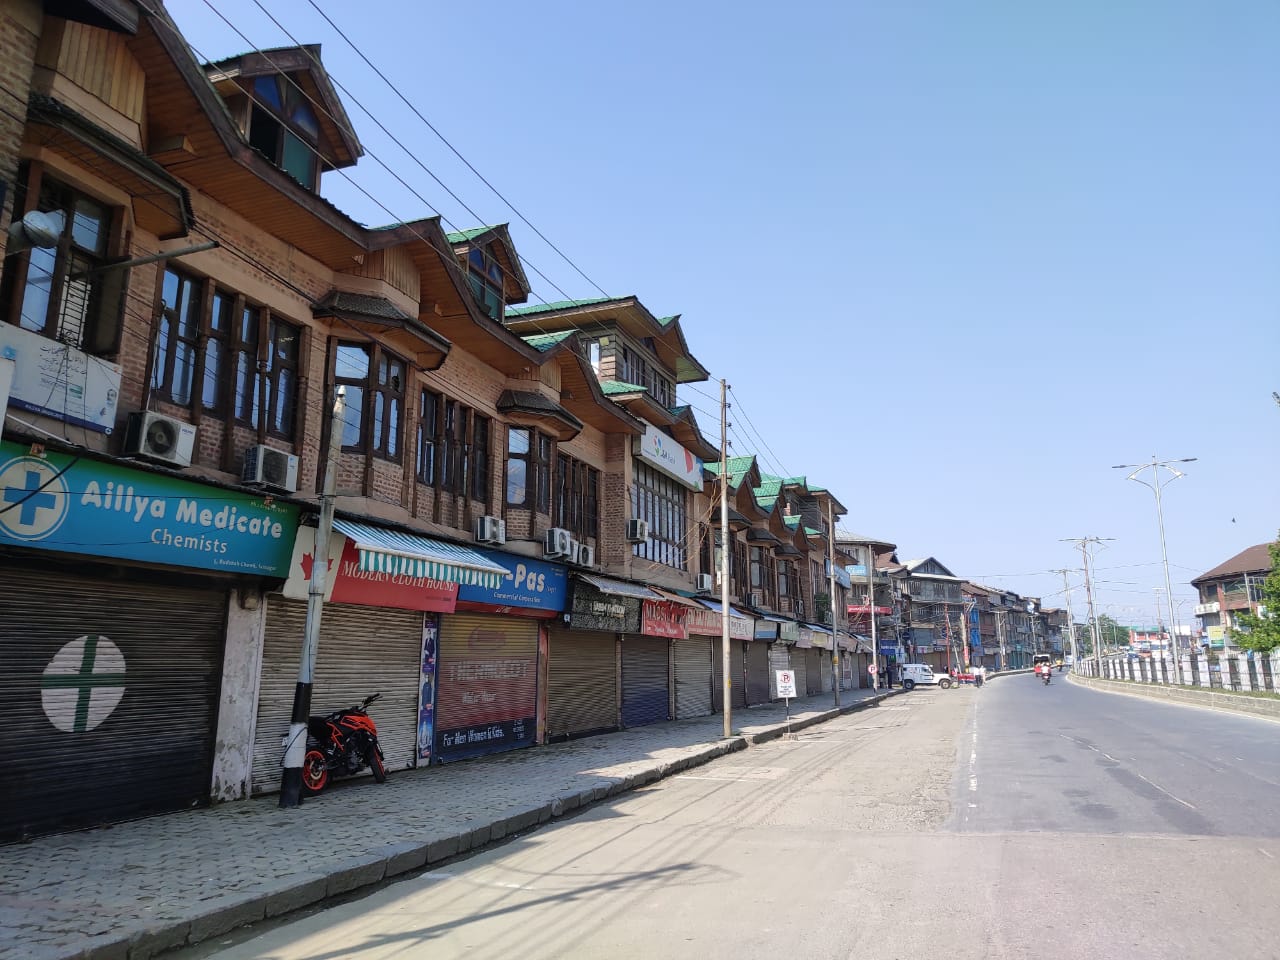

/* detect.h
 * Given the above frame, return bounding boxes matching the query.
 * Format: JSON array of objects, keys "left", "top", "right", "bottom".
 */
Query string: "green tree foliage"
[
  {"left": 1092, "top": 613, "right": 1130, "bottom": 651},
  {"left": 1228, "top": 536, "right": 1280, "bottom": 654}
]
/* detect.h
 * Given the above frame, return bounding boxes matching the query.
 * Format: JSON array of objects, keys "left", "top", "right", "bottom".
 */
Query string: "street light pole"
[{"left": 1114, "top": 456, "right": 1196, "bottom": 686}]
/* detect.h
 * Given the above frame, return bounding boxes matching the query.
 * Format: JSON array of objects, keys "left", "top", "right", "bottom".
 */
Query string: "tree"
[
  {"left": 1092, "top": 614, "right": 1130, "bottom": 651},
  {"left": 1228, "top": 536, "right": 1280, "bottom": 654}
]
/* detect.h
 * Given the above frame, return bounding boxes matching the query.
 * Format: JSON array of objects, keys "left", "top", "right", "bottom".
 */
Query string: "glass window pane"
[
  {"left": 372, "top": 392, "right": 385, "bottom": 450},
  {"left": 506, "top": 459, "right": 527, "bottom": 505},
  {"left": 210, "top": 292, "right": 230, "bottom": 331},
  {"left": 388, "top": 397, "right": 400, "bottom": 457},
  {"left": 240, "top": 307, "right": 258, "bottom": 346},
  {"left": 507, "top": 427, "right": 530, "bottom": 455},
  {"left": 341, "top": 384, "right": 363, "bottom": 448},
  {"left": 70, "top": 197, "right": 107, "bottom": 255},
  {"left": 290, "top": 99, "right": 320, "bottom": 140},
  {"left": 281, "top": 132, "right": 315, "bottom": 188},
  {"left": 172, "top": 342, "right": 194, "bottom": 406},
  {"left": 236, "top": 352, "right": 257, "bottom": 422},
  {"left": 177, "top": 278, "right": 198, "bottom": 338},
  {"left": 202, "top": 338, "right": 222, "bottom": 409},
  {"left": 254, "top": 75, "right": 283, "bottom": 110},
  {"left": 335, "top": 343, "right": 369, "bottom": 380},
  {"left": 18, "top": 246, "right": 56, "bottom": 332}
]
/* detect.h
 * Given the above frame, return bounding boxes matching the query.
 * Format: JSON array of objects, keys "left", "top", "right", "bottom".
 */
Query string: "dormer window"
[
  {"left": 466, "top": 247, "right": 504, "bottom": 319},
  {"left": 248, "top": 75, "right": 320, "bottom": 189}
]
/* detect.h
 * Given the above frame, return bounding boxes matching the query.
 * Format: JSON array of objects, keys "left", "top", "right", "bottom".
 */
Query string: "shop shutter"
[
  {"left": 253, "top": 597, "right": 422, "bottom": 795},
  {"left": 435, "top": 612, "right": 538, "bottom": 761},
  {"left": 621, "top": 637, "right": 670, "bottom": 727},
  {"left": 820, "top": 649, "right": 834, "bottom": 692},
  {"left": 768, "top": 644, "right": 792, "bottom": 699},
  {"left": 0, "top": 566, "right": 227, "bottom": 841},
  {"left": 673, "top": 637, "right": 713, "bottom": 719},
  {"left": 806, "top": 648, "right": 823, "bottom": 694},
  {"left": 791, "top": 654, "right": 808, "bottom": 701},
  {"left": 745, "top": 641, "right": 770, "bottom": 705},
  {"left": 547, "top": 627, "right": 617, "bottom": 738}
]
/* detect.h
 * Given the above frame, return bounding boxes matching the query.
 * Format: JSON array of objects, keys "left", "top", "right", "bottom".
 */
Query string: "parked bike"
[{"left": 302, "top": 693, "right": 387, "bottom": 795}]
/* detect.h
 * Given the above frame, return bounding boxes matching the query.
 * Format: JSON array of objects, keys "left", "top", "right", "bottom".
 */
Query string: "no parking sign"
[{"left": 776, "top": 670, "right": 797, "bottom": 699}]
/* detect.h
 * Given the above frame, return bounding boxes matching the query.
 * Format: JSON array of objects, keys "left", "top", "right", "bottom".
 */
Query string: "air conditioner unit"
[
  {"left": 544, "top": 527, "right": 573, "bottom": 558},
  {"left": 242, "top": 444, "right": 299, "bottom": 493},
  {"left": 626, "top": 518, "right": 650, "bottom": 543},
  {"left": 695, "top": 573, "right": 714, "bottom": 593},
  {"left": 473, "top": 515, "right": 506, "bottom": 545},
  {"left": 576, "top": 543, "right": 596, "bottom": 568},
  {"left": 750, "top": 590, "right": 764, "bottom": 608},
  {"left": 124, "top": 411, "right": 195, "bottom": 468}
]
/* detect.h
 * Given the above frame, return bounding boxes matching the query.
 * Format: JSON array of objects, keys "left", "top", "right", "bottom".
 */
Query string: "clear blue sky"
[{"left": 171, "top": 0, "right": 1278, "bottom": 626}]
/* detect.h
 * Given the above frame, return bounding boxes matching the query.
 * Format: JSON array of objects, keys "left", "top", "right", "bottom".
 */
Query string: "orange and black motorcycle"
[{"left": 302, "top": 693, "right": 387, "bottom": 795}]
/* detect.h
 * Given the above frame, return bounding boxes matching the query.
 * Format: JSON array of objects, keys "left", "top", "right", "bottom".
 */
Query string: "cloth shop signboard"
[
  {"left": 0, "top": 441, "right": 297, "bottom": 575},
  {"left": 283, "top": 526, "right": 458, "bottom": 611}
]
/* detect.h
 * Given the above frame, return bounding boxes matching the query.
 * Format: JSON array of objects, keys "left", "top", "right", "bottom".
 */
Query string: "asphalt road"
[{"left": 181, "top": 678, "right": 1280, "bottom": 960}]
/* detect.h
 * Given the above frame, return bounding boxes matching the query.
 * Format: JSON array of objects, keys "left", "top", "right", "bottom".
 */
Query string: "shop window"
[
  {"left": 471, "top": 415, "right": 490, "bottom": 503},
  {"left": 506, "top": 427, "right": 551, "bottom": 510},
  {"left": 631, "top": 461, "right": 687, "bottom": 569},
  {"left": 553, "top": 453, "right": 600, "bottom": 540},
  {"left": 0, "top": 169, "right": 125, "bottom": 357},
  {"left": 233, "top": 304, "right": 262, "bottom": 427},
  {"left": 334, "top": 341, "right": 403, "bottom": 459}
]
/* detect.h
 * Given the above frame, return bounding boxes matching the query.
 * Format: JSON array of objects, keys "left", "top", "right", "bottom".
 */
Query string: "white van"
[{"left": 900, "top": 663, "right": 953, "bottom": 691}]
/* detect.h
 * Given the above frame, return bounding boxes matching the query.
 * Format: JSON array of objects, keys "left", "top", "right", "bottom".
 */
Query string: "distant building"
[{"left": 1191, "top": 543, "right": 1274, "bottom": 650}]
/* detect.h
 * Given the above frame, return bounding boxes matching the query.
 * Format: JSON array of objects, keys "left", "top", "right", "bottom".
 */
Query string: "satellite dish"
[{"left": 5, "top": 210, "right": 61, "bottom": 255}]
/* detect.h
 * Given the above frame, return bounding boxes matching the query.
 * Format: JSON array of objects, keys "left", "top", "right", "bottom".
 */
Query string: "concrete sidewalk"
[{"left": 1, "top": 687, "right": 899, "bottom": 960}]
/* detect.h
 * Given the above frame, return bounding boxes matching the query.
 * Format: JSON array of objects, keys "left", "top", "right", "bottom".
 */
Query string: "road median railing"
[{"left": 1068, "top": 671, "right": 1280, "bottom": 722}]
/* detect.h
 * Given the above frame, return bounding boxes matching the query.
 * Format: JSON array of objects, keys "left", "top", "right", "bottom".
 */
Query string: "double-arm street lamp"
[{"left": 1113, "top": 455, "right": 1196, "bottom": 686}]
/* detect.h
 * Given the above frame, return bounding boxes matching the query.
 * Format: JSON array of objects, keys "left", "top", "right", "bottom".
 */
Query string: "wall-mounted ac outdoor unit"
[
  {"left": 695, "top": 573, "right": 714, "bottom": 593},
  {"left": 545, "top": 527, "right": 573, "bottom": 558},
  {"left": 124, "top": 411, "right": 196, "bottom": 468},
  {"left": 626, "top": 518, "right": 650, "bottom": 543},
  {"left": 242, "top": 444, "right": 299, "bottom": 493},
  {"left": 474, "top": 515, "right": 506, "bottom": 545},
  {"left": 576, "top": 543, "right": 596, "bottom": 568},
  {"left": 749, "top": 591, "right": 764, "bottom": 608}
]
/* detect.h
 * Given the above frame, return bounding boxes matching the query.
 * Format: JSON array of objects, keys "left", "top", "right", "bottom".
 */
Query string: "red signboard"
[
  {"left": 847, "top": 605, "right": 892, "bottom": 615},
  {"left": 686, "top": 605, "right": 721, "bottom": 636},
  {"left": 299, "top": 537, "right": 459, "bottom": 612},
  {"left": 641, "top": 599, "right": 688, "bottom": 639}
]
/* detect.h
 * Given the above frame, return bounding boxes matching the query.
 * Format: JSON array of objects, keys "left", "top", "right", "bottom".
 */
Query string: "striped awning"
[
  {"left": 576, "top": 573, "right": 661, "bottom": 600},
  {"left": 332, "top": 519, "right": 509, "bottom": 589}
]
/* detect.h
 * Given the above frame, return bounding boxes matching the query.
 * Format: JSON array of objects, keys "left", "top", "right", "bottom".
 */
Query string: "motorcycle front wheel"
[
  {"left": 367, "top": 747, "right": 387, "bottom": 784},
  {"left": 302, "top": 748, "right": 329, "bottom": 795}
]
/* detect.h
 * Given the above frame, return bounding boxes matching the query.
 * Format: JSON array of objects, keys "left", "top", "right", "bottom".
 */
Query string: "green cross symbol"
[{"left": 41, "top": 637, "right": 126, "bottom": 732}]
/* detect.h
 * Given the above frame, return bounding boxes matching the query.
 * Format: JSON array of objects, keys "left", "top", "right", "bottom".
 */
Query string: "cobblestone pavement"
[{"left": 0, "top": 687, "right": 898, "bottom": 960}]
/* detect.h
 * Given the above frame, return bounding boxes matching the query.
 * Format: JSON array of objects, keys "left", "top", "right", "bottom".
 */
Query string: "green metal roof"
[
  {"left": 506, "top": 297, "right": 616, "bottom": 316},
  {"left": 446, "top": 225, "right": 504, "bottom": 244},
  {"left": 658, "top": 315, "right": 679, "bottom": 327},
  {"left": 599, "top": 380, "right": 647, "bottom": 396},
  {"left": 705, "top": 455, "right": 757, "bottom": 489},
  {"left": 754, "top": 478, "right": 782, "bottom": 498},
  {"left": 756, "top": 496, "right": 779, "bottom": 511},
  {"left": 521, "top": 330, "right": 577, "bottom": 352}
]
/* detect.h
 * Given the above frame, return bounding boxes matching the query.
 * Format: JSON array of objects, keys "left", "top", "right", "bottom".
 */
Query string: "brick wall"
[{"left": 0, "top": 1, "right": 40, "bottom": 258}]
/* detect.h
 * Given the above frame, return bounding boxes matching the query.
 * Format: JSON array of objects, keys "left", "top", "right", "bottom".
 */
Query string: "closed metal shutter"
[
  {"left": 253, "top": 597, "right": 421, "bottom": 795},
  {"left": 435, "top": 612, "right": 538, "bottom": 761},
  {"left": 621, "top": 637, "right": 670, "bottom": 727},
  {"left": 791, "top": 654, "right": 808, "bottom": 701},
  {"left": 745, "top": 641, "right": 770, "bottom": 705},
  {"left": 673, "top": 637, "right": 713, "bottom": 719},
  {"left": 807, "top": 648, "right": 824, "bottom": 694},
  {"left": 0, "top": 566, "right": 226, "bottom": 841},
  {"left": 547, "top": 627, "right": 617, "bottom": 738},
  {"left": 768, "top": 644, "right": 792, "bottom": 699},
  {"left": 820, "top": 650, "right": 833, "bottom": 692}
]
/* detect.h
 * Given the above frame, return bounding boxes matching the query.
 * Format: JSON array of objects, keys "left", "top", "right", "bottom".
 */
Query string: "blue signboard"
[
  {"left": 456, "top": 547, "right": 566, "bottom": 611},
  {"left": 0, "top": 441, "right": 299, "bottom": 576}
]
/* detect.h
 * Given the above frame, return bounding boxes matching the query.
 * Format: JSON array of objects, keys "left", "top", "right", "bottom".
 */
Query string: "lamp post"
[{"left": 1113, "top": 456, "right": 1196, "bottom": 686}]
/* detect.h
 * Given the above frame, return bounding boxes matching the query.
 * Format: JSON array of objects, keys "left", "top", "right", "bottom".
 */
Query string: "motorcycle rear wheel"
[
  {"left": 367, "top": 748, "right": 386, "bottom": 784},
  {"left": 302, "top": 748, "right": 329, "bottom": 795}
]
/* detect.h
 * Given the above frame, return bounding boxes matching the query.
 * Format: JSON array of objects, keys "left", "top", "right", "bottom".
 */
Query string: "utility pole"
[
  {"left": 1062, "top": 537, "right": 1111, "bottom": 672},
  {"left": 827, "top": 500, "right": 840, "bottom": 707},
  {"left": 1052, "top": 568, "right": 1081, "bottom": 668},
  {"left": 719, "top": 379, "right": 732, "bottom": 739},
  {"left": 281, "top": 386, "right": 345, "bottom": 808},
  {"left": 867, "top": 545, "right": 879, "bottom": 690},
  {"left": 1113, "top": 456, "right": 1195, "bottom": 685},
  {"left": 995, "top": 609, "right": 1007, "bottom": 670}
]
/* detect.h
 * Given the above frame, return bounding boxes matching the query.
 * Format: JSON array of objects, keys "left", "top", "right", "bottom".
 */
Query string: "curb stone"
[{"left": 54, "top": 694, "right": 891, "bottom": 960}]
